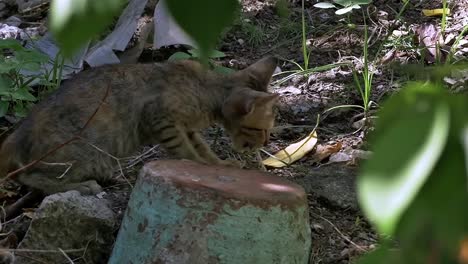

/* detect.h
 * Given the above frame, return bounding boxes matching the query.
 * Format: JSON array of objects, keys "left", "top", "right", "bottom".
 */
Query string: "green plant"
[
  {"left": 275, "top": 0, "right": 301, "bottom": 41},
  {"left": 50, "top": 0, "right": 128, "bottom": 55},
  {"left": 447, "top": 24, "right": 468, "bottom": 64},
  {"left": 168, "top": 49, "right": 235, "bottom": 74},
  {"left": 358, "top": 79, "right": 468, "bottom": 263},
  {"left": 352, "top": 23, "right": 373, "bottom": 114},
  {"left": 313, "top": 0, "right": 372, "bottom": 15},
  {"left": 324, "top": 19, "right": 374, "bottom": 116},
  {"left": 36, "top": 52, "right": 65, "bottom": 99},
  {"left": 301, "top": 0, "right": 311, "bottom": 70},
  {"left": 0, "top": 39, "right": 65, "bottom": 117},
  {"left": 241, "top": 21, "right": 266, "bottom": 47},
  {"left": 0, "top": 39, "right": 49, "bottom": 117}
]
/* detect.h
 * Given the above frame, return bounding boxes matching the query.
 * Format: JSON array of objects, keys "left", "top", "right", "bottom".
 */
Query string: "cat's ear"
[
  {"left": 240, "top": 92, "right": 280, "bottom": 116},
  {"left": 223, "top": 91, "right": 279, "bottom": 118},
  {"left": 236, "top": 56, "right": 278, "bottom": 92},
  {"left": 253, "top": 93, "right": 280, "bottom": 110}
]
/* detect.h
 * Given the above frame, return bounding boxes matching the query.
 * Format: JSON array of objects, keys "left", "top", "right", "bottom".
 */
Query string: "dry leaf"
[
  {"left": 310, "top": 142, "right": 342, "bottom": 163},
  {"left": 0, "top": 189, "right": 19, "bottom": 200},
  {"left": 422, "top": 8, "right": 450, "bottom": 17},
  {"left": 22, "top": 208, "right": 36, "bottom": 219},
  {"left": 417, "top": 23, "right": 444, "bottom": 63},
  {"left": 263, "top": 130, "right": 318, "bottom": 168},
  {"left": 328, "top": 148, "right": 373, "bottom": 165},
  {"left": 460, "top": 237, "right": 468, "bottom": 264}
]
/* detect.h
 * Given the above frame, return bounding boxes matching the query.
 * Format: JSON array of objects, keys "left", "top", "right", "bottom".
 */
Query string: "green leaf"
[
  {"left": 188, "top": 49, "right": 226, "bottom": 59},
  {"left": 50, "top": 0, "right": 127, "bottom": 55},
  {"left": 358, "top": 243, "right": 401, "bottom": 264},
  {"left": 0, "top": 60, "right": 18, "bottom": 73},
  {"left": 168, "top": 52, "right": 192, "bottom": 61},
  {"left": 0, "top": 39, "right": 24, "bottom": 51},
  {"left": 334, "top": 0, "right": 371, "bottom": 7},
  {"left": 166, "top": 0, "right": 239, "bottom": 63},
  {"left": 0, "top": 101, "right": 9, "bottom": 117},
  {"left": 11, "top": 88, "right": 37, "bottom": 101},
  {"left": 13, "top": 102, "right": 28, "bottom": 117},
  {"left": 313, "top": 2, "right": 337, "bottom": 9},
  {"left": 0, "top": 76, "right": 13, "bottom": 94},
  {"left": 358, "top": 83, "right": 450, "bottom": 235},
  {"left": 335, "top": 5, "right": 360, "bottom": 15},
  {"left": 15, "top": 49, "right": 49, "bottom": 64}
]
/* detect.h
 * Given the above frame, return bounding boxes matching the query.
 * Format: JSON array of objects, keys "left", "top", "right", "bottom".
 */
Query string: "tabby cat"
[{"left": 0, "top": 56, "right": 279, "bottom": 195}]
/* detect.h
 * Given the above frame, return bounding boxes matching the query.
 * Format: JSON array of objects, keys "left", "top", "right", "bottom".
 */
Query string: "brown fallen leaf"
[
  {"left": 0, "top": 188, "right": 19, "bottom": 200},
  {"left": 460, "top": 236, "right": 468, "bottom": 264},
  {"left": 329, "top": 148, "right": 373, "bottom": 164},
  {"left": 22, "top": 208, "right": 36, "bottom": 219},
  {"left": 417, "top": 23, "right": 446, "bottom": 63},
  {"left": 310, "top": 142, "right": 342, "bottom": 163}
]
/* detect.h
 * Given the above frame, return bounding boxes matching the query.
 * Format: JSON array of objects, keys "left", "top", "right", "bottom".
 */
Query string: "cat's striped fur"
[{"left": 0, "top": 57, "right": 279, "bottom": 195}]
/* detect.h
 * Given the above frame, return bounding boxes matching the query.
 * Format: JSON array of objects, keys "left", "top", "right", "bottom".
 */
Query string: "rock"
[
  {"left": 0, "top": 23, "right": 43, "bottom": 40},
  {"left": 292, "top": 164, "right": 358, "bottom": 210},
  {"left": 3, "top": 16, "right": 22, "bottom": 27},
  {"left": 16, "top": 0, "right": 49, "bottom": 12},
  {"left": 15, "top": 191, "right": 116, "bottom": 264}
]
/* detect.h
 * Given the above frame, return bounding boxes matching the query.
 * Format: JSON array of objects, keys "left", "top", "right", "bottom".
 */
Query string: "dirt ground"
[{"left": 1, "top": 0, "right": 467, "bottom": 263}]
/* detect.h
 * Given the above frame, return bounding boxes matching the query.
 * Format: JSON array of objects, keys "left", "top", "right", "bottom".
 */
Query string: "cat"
[{"left": 0, "top": 56, "right": 279, "bottom": 195}]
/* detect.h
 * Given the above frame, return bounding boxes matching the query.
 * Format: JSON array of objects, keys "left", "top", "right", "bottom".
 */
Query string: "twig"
[
  {"left": 38, "top": 162, "right": 74, "bottom": 179},
  {"left": 0, "top": 191, "right": 43, "bottom": 221},
  {"left": 124, "top": 145, "right": 158, "bottom": 169},
  {"left": 311, "top": 212, "right": 367, "bottom": 252},
  {"left": 2, "top": 84, "right": 111, "bottom": 182},
  {"left": 14, "top": 253, "right": 48, "bottom": 264},
  {"left": 59, "top": 248, "right": 75, "bottom": 264},
  {"left": 80, "top": 139, "right": 133, "bottom": 188},
  {"left": 2, "top": 247, "right": 85, "bottom": 253}
]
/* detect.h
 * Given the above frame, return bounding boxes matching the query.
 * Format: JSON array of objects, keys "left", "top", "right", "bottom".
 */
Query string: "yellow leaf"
[
  {"left": 263, "top": 130, "right": 318, "bottom": 168},
  {"left": 422, "top": 8, "right": 450, "bottom": 17}
]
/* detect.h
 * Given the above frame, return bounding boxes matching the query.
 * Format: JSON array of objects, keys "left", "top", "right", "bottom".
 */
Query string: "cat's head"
[{"left": 222, "top": 56, "right": 280, "bottom": 152}]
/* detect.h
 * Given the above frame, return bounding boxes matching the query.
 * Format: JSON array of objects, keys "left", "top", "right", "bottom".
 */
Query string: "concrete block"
[{"left": 109, "top": 160, "right": 311, "bottom": 264}]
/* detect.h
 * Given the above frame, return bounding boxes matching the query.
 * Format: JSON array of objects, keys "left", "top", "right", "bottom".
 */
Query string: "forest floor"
[{"left": 1, "top": 0, "right": 467, "bottom": 263}]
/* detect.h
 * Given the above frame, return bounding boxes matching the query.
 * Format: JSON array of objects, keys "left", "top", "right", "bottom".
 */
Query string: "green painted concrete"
[{"left": 109, "top": 161, "right": 311, "bottom": 264}]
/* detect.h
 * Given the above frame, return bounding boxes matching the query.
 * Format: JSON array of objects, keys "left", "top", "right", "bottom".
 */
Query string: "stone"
[
  {"left": 16, "top": 0, "right": 49, "bottom": 12},
  {"left": 109, "top": 160, "right": 311, "bottom": 264},
  {"left": 293, "top": 164, "right": 358, "bottom": 210},
  {"left": 15, "top": 191, "right": 116, "bottom": 263}
]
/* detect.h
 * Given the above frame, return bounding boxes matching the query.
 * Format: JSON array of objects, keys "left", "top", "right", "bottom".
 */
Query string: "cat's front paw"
[{"left": 218, "top": 159, "right": 245, "bottom": 168}]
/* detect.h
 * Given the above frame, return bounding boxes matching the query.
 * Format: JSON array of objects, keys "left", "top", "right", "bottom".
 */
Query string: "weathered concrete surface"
[
  {"left": 109, "top": 160, "right": 311, "bottom": 264},
  {"left": 293, "top": 164, "right": 358, "bottom": 210},
  {"left": 16, "top": 191, "right": 116, "bottom": 263}
]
